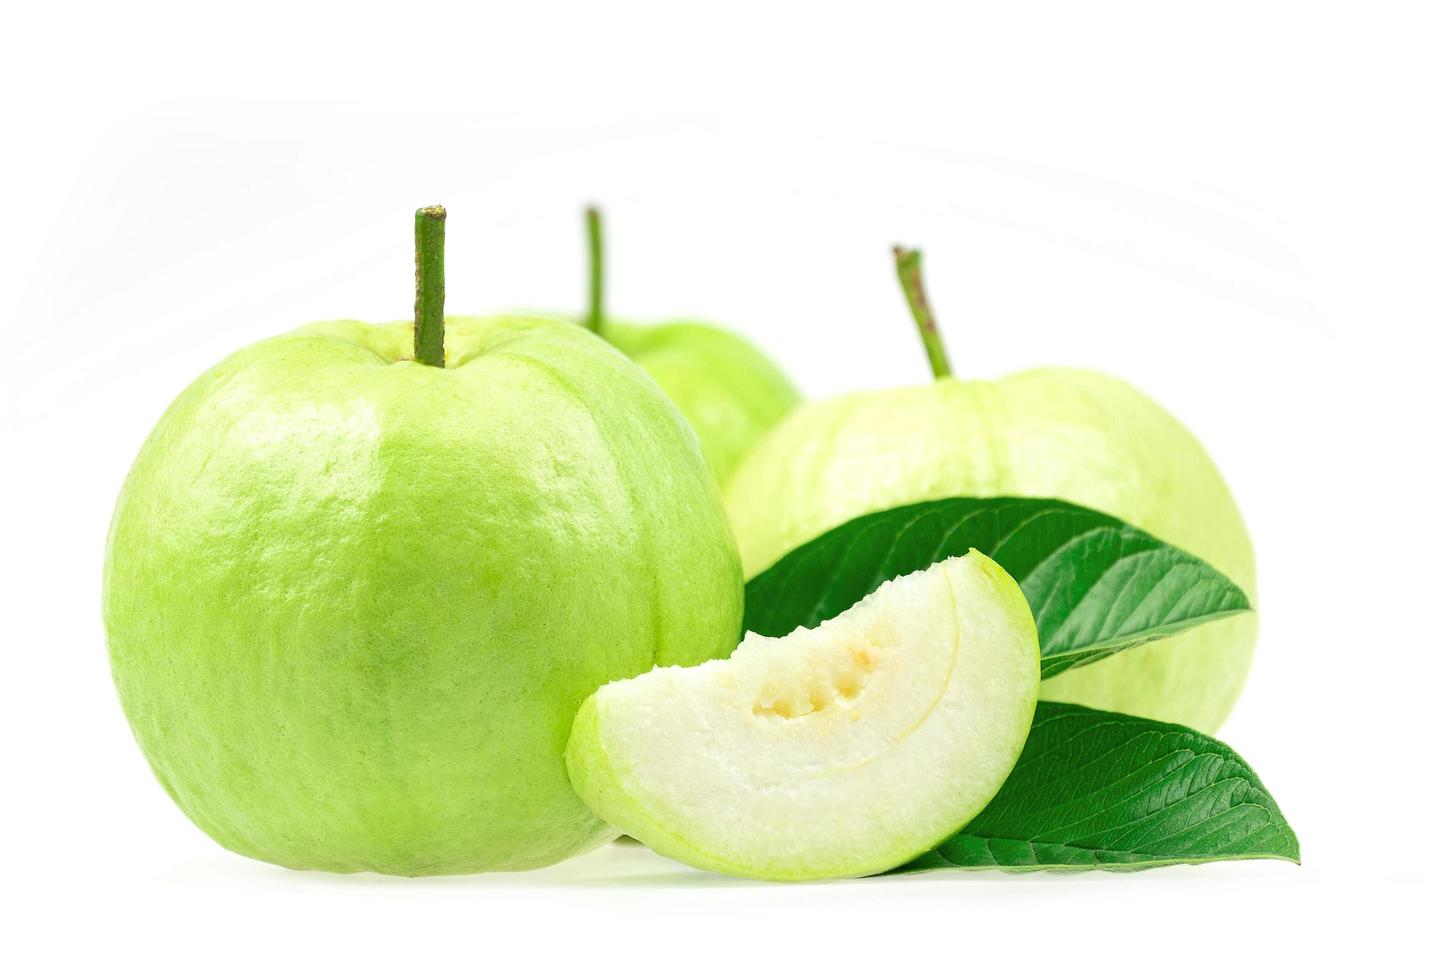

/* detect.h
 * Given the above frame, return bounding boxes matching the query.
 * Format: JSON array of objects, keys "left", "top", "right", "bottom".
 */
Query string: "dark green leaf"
[
  {"left": 897, "top": 701, "right": 1299, "bottom": 872},
  {"left": 743, "top": 497, "right": 1252, "bottom": 679}
]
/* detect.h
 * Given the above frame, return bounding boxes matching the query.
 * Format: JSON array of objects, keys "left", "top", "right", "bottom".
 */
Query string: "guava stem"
[
  {"left": 585, "top": 205, "right": 605, "bottom": 333},
  {"left": 414, "top": 206, "right": 447, "bottom": 367},
  {"left": 893, "top": 246, "right": 952, "bottom": 379}
]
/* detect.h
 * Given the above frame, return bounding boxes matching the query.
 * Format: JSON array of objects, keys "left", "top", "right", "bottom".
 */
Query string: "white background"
[{"left": 3, "top": 2, "right": 1440, "bottom": 975}]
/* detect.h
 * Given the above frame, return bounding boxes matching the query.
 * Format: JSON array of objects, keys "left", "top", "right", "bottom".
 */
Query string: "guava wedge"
[{"left": 564, "top": 550, "right": 1040, "bottom": 881}]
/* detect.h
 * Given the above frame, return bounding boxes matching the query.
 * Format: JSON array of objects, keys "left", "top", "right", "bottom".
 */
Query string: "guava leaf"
[
  {"left": 895, "top": 701, "right": 1299, "bottom": 873},
  {"left": 742, "top": 497, "right": 1252, "bottom": 679}
]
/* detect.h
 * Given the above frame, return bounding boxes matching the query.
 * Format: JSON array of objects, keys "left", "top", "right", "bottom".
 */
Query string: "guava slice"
[{"left": 564, "top": 550, "right": 1040, "bottom": 881}]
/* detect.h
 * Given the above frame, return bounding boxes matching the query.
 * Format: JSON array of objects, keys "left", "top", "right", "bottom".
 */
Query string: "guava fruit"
[
  {"left": 578, "top": 207, "right": 801, "bottom": 482},
  {"left": 724, "top": 248, "right": 1255, "bottom": 734},
  {"left": 565, "top": 551, "right": 1040, "bottom": 881},
  {"left": 103, "top": 207, "right": 744, "bottom": 875}
]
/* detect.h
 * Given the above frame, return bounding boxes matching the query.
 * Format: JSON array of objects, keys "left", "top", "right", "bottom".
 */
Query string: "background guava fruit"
[
  {"left": 566, "top": 551, "right": 1040, "bottom": 881},
  {"left": 723, "top": 248, "right": 1255, "bottom": 734},
  {"left": 102, "top": 209, "right": 744, "bottom": 875},
  {"left": 577, "top": 207, "right": 801, "bottom": 482}
]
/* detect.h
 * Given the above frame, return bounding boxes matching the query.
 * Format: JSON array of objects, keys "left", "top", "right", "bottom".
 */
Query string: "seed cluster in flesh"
[{"left": 753, "top": 644, "right": 876, "bottom": 719}]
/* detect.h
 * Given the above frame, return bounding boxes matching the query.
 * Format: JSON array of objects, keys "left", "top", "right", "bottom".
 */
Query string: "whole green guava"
[
  {"left": 723, "top": 250, "right": 1255, "bottom": 734},
  {"left": 104, "top": 313, "right": 744, "bottom": 875},
  {"left": 597, "top": 319, "right": 801, "bottom": 481},
  {"left": 575, "top": 208, "right": 802, "bottom": 482}
]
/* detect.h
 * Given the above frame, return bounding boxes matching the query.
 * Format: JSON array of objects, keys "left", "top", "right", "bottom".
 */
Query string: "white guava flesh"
[{"left": 564, "top": 551, "right": 1040, "bottom": 881}]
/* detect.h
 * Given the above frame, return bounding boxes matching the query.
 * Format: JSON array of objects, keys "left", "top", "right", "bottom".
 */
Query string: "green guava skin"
[
  {"left": 724, "top": 368, "right": 1255, "bottom": 734},
  {"left": 596, "top": 320, "right": 802, "bottom": 483},
  {"left": 103, "top": 314, "right": 744, "bottom": 875}
]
